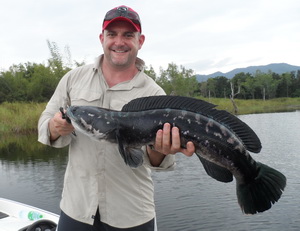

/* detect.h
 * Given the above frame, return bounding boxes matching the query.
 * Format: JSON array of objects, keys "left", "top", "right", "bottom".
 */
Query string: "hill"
[{"left": 196, "top": 63, "right": 300, "bottom": 82}]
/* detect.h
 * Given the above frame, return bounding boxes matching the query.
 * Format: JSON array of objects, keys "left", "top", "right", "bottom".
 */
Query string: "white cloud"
[{"left": 1, "top": 0, "right": 300, "bottom": 74}]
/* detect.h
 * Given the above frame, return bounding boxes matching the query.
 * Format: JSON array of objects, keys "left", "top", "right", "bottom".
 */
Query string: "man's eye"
[
  {"left": 107, "top": 32, "right": 115, "bottom": 37},
  {"left": 125, "top": 33, "right": 134, "bottom": 38}
]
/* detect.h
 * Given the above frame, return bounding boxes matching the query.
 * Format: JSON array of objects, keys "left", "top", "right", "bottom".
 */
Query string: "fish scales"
[{"left": 66, "top": 95, "right": 286, "bottom": 215}]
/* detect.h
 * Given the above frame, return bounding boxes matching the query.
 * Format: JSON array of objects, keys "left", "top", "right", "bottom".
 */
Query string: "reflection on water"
[
  {"left": 0, "top": 111, "right": 300, "bottom": 230},
  {"left": 0, "top": 134, "right": 68, "bottom": 213}
]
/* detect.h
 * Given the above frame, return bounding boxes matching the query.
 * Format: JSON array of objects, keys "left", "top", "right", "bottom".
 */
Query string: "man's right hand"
[{"left": 48, "top": 111, "right": 74, "bottom": 141}]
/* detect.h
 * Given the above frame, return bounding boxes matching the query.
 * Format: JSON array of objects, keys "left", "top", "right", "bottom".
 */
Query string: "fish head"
[{"left": 66, "top": 106, "right": 117, "bottom": 140}]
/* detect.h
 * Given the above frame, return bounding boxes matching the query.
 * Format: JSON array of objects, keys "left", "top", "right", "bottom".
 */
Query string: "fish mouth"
[{"left": 66, "top": 107, "right": 77, "bottom": 123}]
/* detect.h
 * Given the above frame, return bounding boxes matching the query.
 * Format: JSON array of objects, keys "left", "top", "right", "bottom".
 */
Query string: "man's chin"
[{"left": 111, "top": 57, "right": 131, "bottom": 67}]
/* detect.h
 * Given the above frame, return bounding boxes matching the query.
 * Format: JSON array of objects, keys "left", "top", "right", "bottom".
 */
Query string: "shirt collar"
[{"left": 93, "top": 55, "right": 146, "bottom": 90}]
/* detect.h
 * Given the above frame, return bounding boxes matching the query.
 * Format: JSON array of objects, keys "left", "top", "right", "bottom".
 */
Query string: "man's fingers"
[
  {"left": 153, "top": 123, "right": 195, "bottom": 156},
  {"left": 155, "top": 129, "right": 163, "bottom": 151},
  {"left": 162, "top": 123, "right": 171, "bottom": 152},
  {"left": 171, "top": 127, "right": 181, "bottom": 150},
  {"left": 181, "top": 141, "right": 195, "bottom": 157}
]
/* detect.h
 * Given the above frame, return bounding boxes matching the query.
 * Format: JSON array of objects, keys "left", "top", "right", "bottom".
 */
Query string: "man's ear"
[
  {"left": 138, "top": 34, "right": 145, "bottom": 50},
  {"left": 99, "top": 33, "right": 104, "bottom": 44}
]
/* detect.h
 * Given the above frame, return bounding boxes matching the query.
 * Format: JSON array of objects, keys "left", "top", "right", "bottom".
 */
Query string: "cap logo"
[{"left": 117, "top": 6, "right": 129, "bottom": 17}]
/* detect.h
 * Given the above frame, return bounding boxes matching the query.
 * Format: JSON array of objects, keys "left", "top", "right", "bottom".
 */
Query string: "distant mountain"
[{"left": 196, "top": 63, "right": 300, "bottom": 82}]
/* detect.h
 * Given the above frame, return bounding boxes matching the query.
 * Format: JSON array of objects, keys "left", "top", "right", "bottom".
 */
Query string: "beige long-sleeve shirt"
[{"left": 38, "top": 55, "right": 175, "bottom": 228}]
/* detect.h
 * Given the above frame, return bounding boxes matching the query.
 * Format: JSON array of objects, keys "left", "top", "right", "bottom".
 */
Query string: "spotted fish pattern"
[{"left": 66, "top": 95, "right": 286, "bottom": 215}]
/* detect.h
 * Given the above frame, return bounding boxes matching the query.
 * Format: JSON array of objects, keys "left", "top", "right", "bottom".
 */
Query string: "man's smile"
[{"left": 111, "top": 47, "right": 130, "bottom": 53}]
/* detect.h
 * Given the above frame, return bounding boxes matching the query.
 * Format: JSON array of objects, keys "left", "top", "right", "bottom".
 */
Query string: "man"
[{"left": 38, "top": 5, "right": 195, "bottom": 230}]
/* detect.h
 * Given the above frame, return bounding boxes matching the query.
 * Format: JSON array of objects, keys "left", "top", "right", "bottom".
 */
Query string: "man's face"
[{"left": 100, "top": 21, "right": 145, "bottom": 69}]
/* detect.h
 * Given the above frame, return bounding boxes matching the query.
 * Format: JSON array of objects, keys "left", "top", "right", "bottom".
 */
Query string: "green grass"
[
  {"left": 0, "top": 102, "right": 46, "bottom": 134},
  {"left": 198, "top": 97, "right": 300, "bottom": 115},
  {"left": 0, "top": 98, "right": 299, "bottom": 136}
]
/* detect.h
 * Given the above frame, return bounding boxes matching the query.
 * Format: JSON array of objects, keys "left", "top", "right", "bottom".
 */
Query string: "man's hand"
[
  {"left": 153, "top": 123, "right": 195, "bottom": 156},
  {"left": 147, "top": 123, "right": 195, "bottom": 166},
  {"left": 48, "top": 111, "right": 74, "bottom": 141}
]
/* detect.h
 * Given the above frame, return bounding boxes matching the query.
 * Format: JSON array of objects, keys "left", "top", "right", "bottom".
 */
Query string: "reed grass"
[{"left": 0, "top": 102, "right": 46, "bottom": 134}]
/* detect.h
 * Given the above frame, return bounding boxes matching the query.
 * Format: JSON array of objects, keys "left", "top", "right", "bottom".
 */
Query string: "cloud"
[{"left": 1, "top": 0, "right": 300, "bottom": 75}]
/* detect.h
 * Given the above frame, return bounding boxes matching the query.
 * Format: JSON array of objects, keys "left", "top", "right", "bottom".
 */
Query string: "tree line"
[
  {"left": 1, "top": 41, "right": 300, "bottom": 104},
  {"left": 200, "top": 70, "right": 300, "bottom": 100}
]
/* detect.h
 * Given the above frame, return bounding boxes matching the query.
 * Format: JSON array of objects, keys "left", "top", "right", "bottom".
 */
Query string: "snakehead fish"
[{"left": 66, "top": 95, "right": 286, "bottom": 215}]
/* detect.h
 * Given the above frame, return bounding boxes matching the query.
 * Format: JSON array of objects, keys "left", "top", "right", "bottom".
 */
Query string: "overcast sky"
[{"left": 1, "top": 0, "right": 299, "bottom": 74}]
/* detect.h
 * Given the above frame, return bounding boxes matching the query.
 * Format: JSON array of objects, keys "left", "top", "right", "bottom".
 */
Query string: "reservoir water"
[{"left": 1, "top": 111, "right": 299, "bottom": 230}]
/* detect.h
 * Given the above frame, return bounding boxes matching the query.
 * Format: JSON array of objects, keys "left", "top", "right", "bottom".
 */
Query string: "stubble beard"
[{"left": 107, "top": 50, "right": 137, "bottom": 69}]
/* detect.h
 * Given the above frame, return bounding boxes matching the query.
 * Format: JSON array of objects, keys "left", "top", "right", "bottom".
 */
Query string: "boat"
[{"left": 0, "top": 197, "right": 59, "bottom": 231}]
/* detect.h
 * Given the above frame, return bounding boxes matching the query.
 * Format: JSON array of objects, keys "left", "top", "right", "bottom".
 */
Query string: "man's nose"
[{"left": 114, "top": 35, "right": 125, "bottom": 45}]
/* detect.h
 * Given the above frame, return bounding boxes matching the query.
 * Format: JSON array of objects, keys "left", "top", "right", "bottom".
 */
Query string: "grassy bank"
[
  {"left": 202, "top": 97, "right": 300, "bottom": 115},
  {"left": 0, "top": 102, "right": 46, "bottom": 134},
  {"left": 0, "top": 98, "right": 299, "bottom": 135}
]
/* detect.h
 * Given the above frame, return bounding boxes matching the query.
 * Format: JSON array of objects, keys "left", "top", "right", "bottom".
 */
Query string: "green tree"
[
  {"left": 276, "top": 72, "right": 292, "bottom": 97},
  {"left": 206, "top": 78, "right": 216, "bottom": 98},
  {"left": 156, "top": 63, "right": 198, "bottom": 96},
  {"left": 214, "top": 76, "right": 230, "bottom": 98},
  {"left": 27, "top": 63, "right": 58, "bottom": 102},
  {"left": 231, "top": 72, "right": 251, "bottom": 99},
  {"left": 0, "top": 40, "right": 74, "bottom": 103},
  {"left": 291, "top": 70, "right": 300, "bottom": 97},
  {"left": 144, "top": 65, "right": 157, "bottom": 80},
  {"left": 0, "top": 64, "right": 29, "bottom": 102},
  {"left": 199, "top": 81, "right": 208, "bottom": 97},
  {"left": 254, "top": 70, "right": 279, "bottom": 100},
  {"left": 242, "top": 75, "right": 257, "bottom": 99}
]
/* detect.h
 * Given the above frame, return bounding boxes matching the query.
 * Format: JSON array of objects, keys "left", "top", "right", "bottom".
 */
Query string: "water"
[
  {"left": 1, "top": 111, "right": 299, "bottom": 230},
  {"left": 153, "top": 111, "right": 300, "bottom": 231},
  {"left": 0, "top": 137, "right": 67, "bottom": 214}
]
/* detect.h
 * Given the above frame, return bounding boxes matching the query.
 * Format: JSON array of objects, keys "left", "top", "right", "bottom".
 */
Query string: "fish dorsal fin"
[
  {"left": 122, "top": 95, "right": 216, "bottom": 113},
  {"left": 122, "top": 95, "right": 261, "bottom": 153}
]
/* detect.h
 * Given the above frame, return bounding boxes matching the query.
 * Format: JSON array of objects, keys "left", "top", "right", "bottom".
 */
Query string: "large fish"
[{"left": 66, "top": 95, "right": 286, "bottom": 214}]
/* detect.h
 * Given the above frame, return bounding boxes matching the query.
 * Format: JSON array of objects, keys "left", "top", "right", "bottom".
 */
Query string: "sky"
[{"left": 1, "top": 0, "right": 299, "bottom": 75}]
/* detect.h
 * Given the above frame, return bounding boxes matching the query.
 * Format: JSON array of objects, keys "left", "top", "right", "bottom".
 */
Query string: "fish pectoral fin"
[
  {"left": 116, "top": 134, "right": 143, "bottom": 168},
  {"left": 126, "top": 147, "right": 144, "bottom": 167},
  {"left": 196, "top": 154, "right": 233, "bottom": 183}
]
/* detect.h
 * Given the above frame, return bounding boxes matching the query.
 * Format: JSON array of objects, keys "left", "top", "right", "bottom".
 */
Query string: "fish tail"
[{"left": 236, "top": 162, "right": 286, "bottom": 214}]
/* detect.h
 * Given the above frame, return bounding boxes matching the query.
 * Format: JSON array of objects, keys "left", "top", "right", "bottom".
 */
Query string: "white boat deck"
[{"left": 0, "top": 198, "right": 59, "bottom": 231}]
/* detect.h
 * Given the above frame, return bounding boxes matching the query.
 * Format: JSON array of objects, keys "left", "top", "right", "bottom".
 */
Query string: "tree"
[
  {"left": 144, "top": 65, "right": 157, "bottom": 80},
  {"left": 229, "top": 80, "right": 240, "bottom": 114},
  {"left": 47, "top": 40, "right": 71, "bottom": 78},
  {"left": 213, "top": 76, "right": 230, "bottom": 98},
  {"left": 277, "top": 72, "right": 292, "bottom": 97},
  {"left": 254, "top": 70, "right": 279, "bottom": 100},
  {"left": 199, "top": 81, "right": 208, "bottom": 97},
  {"left": 0, "top": 64, "right": 29, "bottom": 102},
  {"left": 206, "top": 78, "right": 216, "bottom": 98},
  {"left": 242, "top": 75, "right": 257, "bottom": 99},
  {"left": 291, "top": 70, "right": 300, "bottom": 97},
  {"left": 156, "top": 63, "right": 198, "bottom": 96},
  {"left": 27, "top": 64, "right": 57, "bottom": 102}
]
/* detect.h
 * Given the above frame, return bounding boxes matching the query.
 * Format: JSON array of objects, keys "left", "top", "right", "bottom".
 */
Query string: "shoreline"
[{"left": 1, "top": 97, "right": 299, "bottom": 136}]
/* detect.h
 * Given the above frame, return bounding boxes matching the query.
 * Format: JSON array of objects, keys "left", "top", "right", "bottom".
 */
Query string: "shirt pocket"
[{"left": 70, "top": 88, "right": 102, "bottom": 106}]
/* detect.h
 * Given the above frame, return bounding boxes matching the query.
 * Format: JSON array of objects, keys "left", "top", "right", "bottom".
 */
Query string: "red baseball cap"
[{"left": 102, "top": 6, "right": 142, "bottom": 32}]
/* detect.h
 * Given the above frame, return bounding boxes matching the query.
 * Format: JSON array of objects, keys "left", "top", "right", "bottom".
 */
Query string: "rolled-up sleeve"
[
  {"left": 152, "top": 154, "right": 176, "bottom": 171},
  {"left": 143, "top": 147, "right": 176, "bottom": 171}
]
